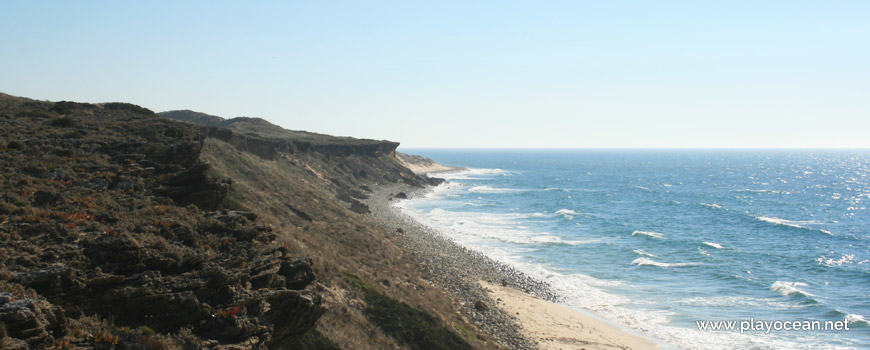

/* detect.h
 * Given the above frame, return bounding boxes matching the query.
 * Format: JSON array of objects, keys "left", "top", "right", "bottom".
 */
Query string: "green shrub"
[
  {"left": 50, "top": 117, "right": 76, "bottom": 127},
  {"left": 50, "top": 101, "right": 95, "bottom": 114},
  {"left": 103, "top": 102, "right": 154, "bottom": 115},
  {"left": 14, "top": 111, "right": 50, "bottom": 119}
]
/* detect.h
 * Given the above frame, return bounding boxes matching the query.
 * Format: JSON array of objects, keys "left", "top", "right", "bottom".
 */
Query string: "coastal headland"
[{"left": 0, "top": 93, "right": 658, "bottom": 350}]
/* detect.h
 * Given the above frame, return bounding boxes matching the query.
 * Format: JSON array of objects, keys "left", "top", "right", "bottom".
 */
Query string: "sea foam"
[
  {"left": 555, "top": 209, "right": 578, "bottom": 220},
  {"left": 755, "top": 216, "right": 833, "bottom": 235},
  {"left": 770, "top": 281, "right": 816, "bottom": 298},
  {"left": 702, "top": 242, "right": 723, "bottom": 249},
  {"left": 632, "top": 230, "right": 664, "bottom": 239},
  {"left": 437, "top": 167, "right": 508, "bottom": 180},
  {"left": 632, "top": 258, "right": 702, "bottom": 268},
  {"left": 633, "top": 249, "right": 656, "bottom": 257},
  {"left": 468, "top": 185, "right": 514, "bottom": 193}
]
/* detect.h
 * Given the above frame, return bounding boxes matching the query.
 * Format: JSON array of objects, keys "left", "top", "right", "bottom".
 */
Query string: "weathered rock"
[
  {"left": 154, "top": 162, "right": 229, "bottom": 210},
  {"left": 0, "top": 292, "right": 67, "bottom": 349},
  {"left": 350, "top": 200, "right": 371, "bottom": 214},
  {"left": 0, "top": 95, "right": 326, "bottom": 349}
]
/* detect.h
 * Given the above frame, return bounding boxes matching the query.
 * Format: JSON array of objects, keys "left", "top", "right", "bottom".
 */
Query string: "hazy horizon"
[{"left": 2, "top": 1, "right": 869, "bottom": 148}]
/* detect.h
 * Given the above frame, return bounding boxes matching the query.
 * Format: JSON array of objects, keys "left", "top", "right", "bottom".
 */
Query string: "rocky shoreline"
[{"left": 365, "top": 182, "right": 560, "bottom": 350}]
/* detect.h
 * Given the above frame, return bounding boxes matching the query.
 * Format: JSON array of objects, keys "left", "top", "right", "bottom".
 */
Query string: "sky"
[{"left": 1, "top": 1, "right": 869, "bottom": 148}]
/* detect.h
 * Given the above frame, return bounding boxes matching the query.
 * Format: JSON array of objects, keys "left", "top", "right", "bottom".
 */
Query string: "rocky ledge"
[{"left": 0, "top": 95, "right": 323, "bottom": 349}]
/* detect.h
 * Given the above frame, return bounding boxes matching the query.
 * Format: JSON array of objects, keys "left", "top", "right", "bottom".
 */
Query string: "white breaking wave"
[
  {"left": 755, "top": 216, "right": 833, "bottom": 235},
  {"left": 633, "top": 249, "right": 656, "bottom": 257},
  {"left": 846, "top": 314, "right": 870, "bottom": 327},
  {"left": 544, "top": 187, "right": 570, "bottom": 192},
  {"left": 394, "top": 169, "right": 849, "bottom": 350},
  {"left": 702, "top": 242, "right": 723, "bottom": 249},
  {"left": 395, "top": 197, "right": 815, "bottom": 350},
  {"left": 632, "top": 230, "right": 664, "bottom": 239},
  {"left": 770, "top": 281, "right": 816, "bottom": 298},
  {"left": 555, "top": 209, "right": 578, "bottom": 220},
  {"left": 468, "top": 185, "right": 515, "bottom": 193},
  {"left": 436, "top": 168, "right": 508, "bottom": 180},
  {"left": 394, "top": 206, "right": 566, "bottom": 247},
  {"left": 700, "top": 203, "right": 723, "bottom": 209},
  {"left": 632, "top": 258, "right": 702, "bottom": 268},
  {"left": 529, "top": 235, "right": 601, "bottom": 246}
]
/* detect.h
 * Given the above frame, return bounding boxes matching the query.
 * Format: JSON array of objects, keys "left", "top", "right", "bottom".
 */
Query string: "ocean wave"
[
  {"left": 632, "top": 230, "right": 664, "bottom": 239},
  {"left": 770, "top": 281, "right": 816, "bottom": 299},
  {"left": 555, "top": 209, "right": 578, "bottom": 220},
  {"left": 529, "top": 235, "right": 600, "bottom": 246},
  {"left": 733, "top": 189, "right": 792, "bottom": 195},
  {"left": 700, "top": 203, "right": 723, "bottom": 209},
  {"left": 702, "top": 242, "right": 724, "bottom": 249},
  {"left": 678, "top": 296, "right": 766, "bottom": 308},
  {"left": 543, "top": 187, "right": 570, "bottom": 192},
  {"left": 846, "top": 314, "right": 870, "bottom": 327},
  {"left": 468, "top": 185, "right": 515, "bottom": 193},
  {"left": 631, "top": 257, "right": 702, "bottom": 268},
  {"left": 755, "top": 216, "right": 833, "bottom": 235},
  {"left": 406, "top": 207, "right": 571, "bottom": 247},
  {"left": 437, "top": 168, "right": 508, "bottom": 180},
  {"left": 633, "top": 249, "right": 656, "bottom": 257},
  {"left": 399, "top": 199, "right": 820, "bottom": 350},
  {"left": 634, "top": 186, "right": 652, "bottom": 192},
  {"left": 461, "top": 201, "right": 494, "bottom": 207}
]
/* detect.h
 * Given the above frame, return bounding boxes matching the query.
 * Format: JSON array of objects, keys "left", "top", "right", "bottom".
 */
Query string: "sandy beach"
[
  {"left": 367, "top": 181, "right": 662, "bottom": 350},
  {"left": 480, "top": 280, "right": 659, "bottom": 350}
]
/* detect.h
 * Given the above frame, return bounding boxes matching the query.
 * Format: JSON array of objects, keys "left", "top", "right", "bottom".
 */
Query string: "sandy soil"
[
  {"left": 480, "top": 281, "right": 660, "bottom": 350},
  {"left": 401, "top": 162, "right": 462, "bottom": 174}
]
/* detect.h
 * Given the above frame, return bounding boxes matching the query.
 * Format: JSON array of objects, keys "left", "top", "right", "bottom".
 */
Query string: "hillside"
[
  {"left": 160, "top": 110, "right": 400, "bottom": 158},
  {"left": 0, "top": 94, "right": 501, "bottom": 350}
]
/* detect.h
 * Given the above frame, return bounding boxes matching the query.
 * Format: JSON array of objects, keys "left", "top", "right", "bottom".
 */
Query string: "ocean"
[{"left": 394, "top": 149, "right": 869, "bottom": 350}]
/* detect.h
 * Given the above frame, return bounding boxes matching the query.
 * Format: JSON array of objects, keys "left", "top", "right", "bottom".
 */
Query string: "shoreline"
[{"left": 366, "top": 182, "right": 662, "bottom": 350}]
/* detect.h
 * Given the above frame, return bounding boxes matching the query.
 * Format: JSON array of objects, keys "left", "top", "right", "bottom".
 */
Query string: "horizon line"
[{"left": 398, "top": 147, "right": 870, "bottom": 150}]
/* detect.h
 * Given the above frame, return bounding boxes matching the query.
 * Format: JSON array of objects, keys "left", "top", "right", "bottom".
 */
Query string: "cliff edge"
[{"left": 0, "top": 94, "right": 497, "bottom": 350}]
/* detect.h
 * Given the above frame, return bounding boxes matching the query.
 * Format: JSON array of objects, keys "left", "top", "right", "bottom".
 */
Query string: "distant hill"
[{"left": 160, "top": 110, "right": 389, "bottom": 148}]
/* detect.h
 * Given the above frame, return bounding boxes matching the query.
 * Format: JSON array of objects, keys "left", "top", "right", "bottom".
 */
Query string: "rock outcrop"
[
  {"left": 0, "top": 94, "right": 323, "bottom": 349},
  {"left": 159, "top": 110, "right": 444, "bottom": 210}
]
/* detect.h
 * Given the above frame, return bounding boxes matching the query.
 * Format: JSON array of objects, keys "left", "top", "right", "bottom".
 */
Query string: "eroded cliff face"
[
  {"left": 160, "top": 110, "right": 408, "bottom": 160},
  {"left": 160, "top": 109, "right": 442, "bottom": 217},
  {"left": 0, "top": 95, "right": 489, "bottom": 350},
  {"left": 0, "top": 95, "right": 323, "bottom": 349}
]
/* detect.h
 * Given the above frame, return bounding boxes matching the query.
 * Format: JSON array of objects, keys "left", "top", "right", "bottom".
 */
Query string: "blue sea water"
[{"left": 395, "top": 149, "right": 869, "bottom": 350}]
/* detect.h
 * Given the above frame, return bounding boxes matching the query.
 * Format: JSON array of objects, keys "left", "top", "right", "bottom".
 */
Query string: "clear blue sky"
[{"left": 2, "top": 1, "right": 868, "bottom": 148}]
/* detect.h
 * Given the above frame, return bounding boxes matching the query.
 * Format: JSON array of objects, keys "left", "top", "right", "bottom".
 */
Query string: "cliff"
[
  {"left": 0, "top": 94, "right": 493, "bottom": 350},
  {"left": 396, "top": 152, "right": 464, "bottom": 175},
  {"left": 160, "top": 110, "right": 403, "bottom": 160}
]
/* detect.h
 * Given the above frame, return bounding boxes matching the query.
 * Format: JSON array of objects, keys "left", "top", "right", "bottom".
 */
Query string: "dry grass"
[{"left": 201, "top": 138, "right": 499, "bottom": 350}]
